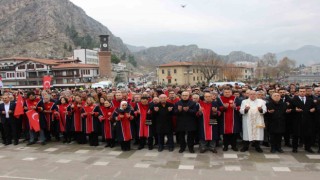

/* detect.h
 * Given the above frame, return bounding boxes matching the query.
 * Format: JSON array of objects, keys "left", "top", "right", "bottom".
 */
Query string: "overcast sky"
[{"left": 70, "top": 0, "right": 320, "bottom": 55}]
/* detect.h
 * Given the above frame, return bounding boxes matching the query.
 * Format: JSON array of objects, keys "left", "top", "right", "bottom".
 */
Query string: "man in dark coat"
[
  {"left": 265, "top": 93, "right": 291, "bottom": 153},
  {"left": 291, "top": 87, "right": 316, "bottom": 153},
  {"left": 152, "top": 94, "right": 174, "bottom": 152},
  {"left": 0, "top": 94, "right": 16, "bottom": 145},
  {"left": 174, "top": 91, "right": 197, "bottom": 153},
  {"left": 278, "top": 88, "right": 294, "bottom": 147}
]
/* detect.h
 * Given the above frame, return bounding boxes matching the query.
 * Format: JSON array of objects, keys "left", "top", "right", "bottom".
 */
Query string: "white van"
[
  {"left": 209, "top": 82, "right": 246, "bottom": 87},
  {"left": 91, "top": 81, "right": 112, "bottom": 88}
]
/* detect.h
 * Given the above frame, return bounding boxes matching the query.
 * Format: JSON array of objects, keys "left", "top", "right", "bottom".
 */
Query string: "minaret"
[{"left": 98, "top": 35, "right": 112, "bottom": 78}]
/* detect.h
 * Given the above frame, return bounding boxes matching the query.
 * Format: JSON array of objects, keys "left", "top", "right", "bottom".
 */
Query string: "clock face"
[{"left": 102, "top": 43, "right": 108, "bottom": 48}]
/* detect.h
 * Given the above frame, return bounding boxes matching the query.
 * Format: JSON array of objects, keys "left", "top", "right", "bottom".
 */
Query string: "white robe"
[{"left": 240, "top": 98, "right": 266, "bottom": 141}]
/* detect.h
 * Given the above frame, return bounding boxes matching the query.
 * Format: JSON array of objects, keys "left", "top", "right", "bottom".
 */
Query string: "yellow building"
[
  {"left": 157, "top": 61, "right": 254, "bottom": 85},
  {"left": 157, "top": 61, "right": 219, "bottom": 86}
]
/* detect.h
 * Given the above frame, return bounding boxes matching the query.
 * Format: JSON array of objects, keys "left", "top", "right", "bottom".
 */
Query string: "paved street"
[{"left": 0, "top": 142, "right": 319, "bottom": 180}]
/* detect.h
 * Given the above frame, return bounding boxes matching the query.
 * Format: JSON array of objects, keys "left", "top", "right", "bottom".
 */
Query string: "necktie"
[{"left": 301, "top": 97, "right": 305, "bottom": 104}]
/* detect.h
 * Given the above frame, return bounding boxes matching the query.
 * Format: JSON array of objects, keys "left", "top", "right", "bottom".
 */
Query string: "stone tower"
[{"left": 98, "top": 35, "right": 112, "bottom": 79}]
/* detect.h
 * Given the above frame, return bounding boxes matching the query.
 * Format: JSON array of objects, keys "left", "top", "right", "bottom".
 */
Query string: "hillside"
[{"left": 0, "top": 0, "right": 129, "bottom": 58}]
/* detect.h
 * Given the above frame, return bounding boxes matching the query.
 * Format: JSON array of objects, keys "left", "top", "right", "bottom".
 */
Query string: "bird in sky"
[{"left": 181, "top": 4, "right": 187, "bottom": 8}]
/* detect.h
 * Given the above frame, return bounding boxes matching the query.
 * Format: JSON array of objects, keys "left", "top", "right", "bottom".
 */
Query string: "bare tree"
[
  {"left": 277, "top": 57, "right": 296, "bottom": 77},
  {"left": 193, "top": 54, "right": 224, "bottom": 84},
  {"left": 222, "top": 64, "right": 242, "bottom": 81}
]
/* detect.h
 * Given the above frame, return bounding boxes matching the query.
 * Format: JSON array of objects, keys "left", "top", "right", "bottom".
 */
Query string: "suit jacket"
[
  {"left": 291, "top": 96, "right": 316, "bottom": 136},
  {"left": 0, "top": 102, "right": 16, "bottom": 123}
]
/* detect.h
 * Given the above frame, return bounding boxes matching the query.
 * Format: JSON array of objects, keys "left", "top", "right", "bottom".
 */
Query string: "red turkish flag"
[
  {"left": 26, "top": 110, "right": 40, "bottom": 132},
  {"left": 14, "top": 94, "right": 24, "bottom": 118},
  {"left": 43, "top": 75, "right": 52, "bottom": 90}
]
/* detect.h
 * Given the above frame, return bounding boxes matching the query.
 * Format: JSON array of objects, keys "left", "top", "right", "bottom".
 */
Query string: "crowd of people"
[{"left": 0, "top": 82, "right": 319, "bottom": 154}]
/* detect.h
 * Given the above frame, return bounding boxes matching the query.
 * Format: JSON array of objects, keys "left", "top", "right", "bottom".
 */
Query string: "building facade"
[
  {"left": 73, "top": 49, "right": 99, "bottom": 65},
  {"left": 0, "top": 57, "right": 99, "bottom": 88},
  {"left": 157, "top": 61, "right": 254, "bottom": 86}
]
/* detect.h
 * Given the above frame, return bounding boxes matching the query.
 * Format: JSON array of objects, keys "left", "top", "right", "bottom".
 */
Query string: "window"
[
  {"left": 197, "top": 77, "right": 199, "bottom": 80},
  {"left": 36, "top": 64, "right": 44, "bottom": 68},
  {"left": 197, "top": 69, "right": 199, "bottom": 73},
  {"left": 6, "top": 72, "right": 15, "bottom": 78},
  {"left": 175, "top": 79, "right": 177, "bottom": 82},
  {"left": 167, "top": 69, "right": 171, "bottom": 75},
  {"left": 162, "top": 69, "right": 164, "bottom": 74},
  {"left": 81, "top": 69, "right": 90, "bottom": 75},
  {"left": 174, "top": 69, "right": 177, "bottom": 73},
  {"left": 193, "top": 76, "right": 195, "bottom": 81},
  {"left": 193, "top": 69, "right": 195, "bottom": 73},
  {"left": 27, "top": 64, "right": 34, "bottom": 69},
  {"left": 245, "top": 70, "right": 247, "bottom": 73},
  {"left": 168, "top": 79, "right": 171, "bottom": 84},
  {"left": 18, "top": 65, "right": 25, "bottom": 69}
]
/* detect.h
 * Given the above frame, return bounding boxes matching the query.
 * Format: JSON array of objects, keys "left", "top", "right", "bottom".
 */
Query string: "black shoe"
[
  {"left": 148, "top": 146, "right": 153, "bottom": 150},
  {"left": 105, "top": 144, "right": 110, "bottom": 148},
  {"left": 169, "top": 148, "right": 174, "bottom": 152},
  {"left": 277, "top": 149, "right": 284, "bottom": 153},
  {"left": 41, "top": 142, "right": 46, "bottom": 145},
  {"left": 110, "top": 144, "right": 115, "bottom": 148},
  {"left": 158, "top": 147, "right": 164, "bottom": 152},
  {"left": 318, "top": 149, "right": 320, "bottom": 154},
  {"left": 285, "top": 143, "right": 292, "bottom": 147},
  {"left": 210, "top": 148, "right": 217, "bottom": 153},
  {"left": 27, "top": 142, "right": 35, "bottom": 146},
  {"left": 255, "top": 147, "right": 263, "bottom": 153},
  {"left": 199, "top": 148, "right": 206, "bottom": 153},
  {"left": 232, "top": 147, "right": 239, "bottom": 152},
  {"left": 262, "top": 142, "right": 270, "bottom": 147},
  {"left": 240, "top": 147, "right": 248, "bottom": 152},
  {"left": 138, "top": 145, "right": 144, "bottom": 150},
  {"left": 292, "top": 149, "right": 298, "bottom": 153},
  {"left": 179, "top": 149, "right": 185, "bottom": 153},
  {"left": 223, "top": 147, "right": 228, "bottom": 151},
  {"left": 189, "top": 149, "right": 195, "bottom": 153},
  {"left": 305, "top": 148, "right": 315, "bottom": 153},
  {"left": 270, "top": 149, "right": 276, "bottom": 153},
  {"left": 14, "top": 140, "right": 18, "bottom": 145}
]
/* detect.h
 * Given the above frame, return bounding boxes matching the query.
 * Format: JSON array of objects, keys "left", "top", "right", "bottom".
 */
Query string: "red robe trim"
[
  {"left": 199, "top": 101, "right": 213, "bottom": 140},
  {"left": 220, "top": 96, "right": 236, "bottom": 134},
  {"left": 58, "top": 104, "right": 69, "bottom": 132},
  {"left": 72, "top": 103, "right": 82, "bottom": 132},
  {"left": 83, "top": 105, "right": 95, "bottom": 134},
  {"left": 44, "top": 102, "right": 55, "bottom": 130},
  {"left": 100, "top": 106, "right": 115, "bottom": 139},
  {"left": 137, "top": 102, "right": 149, "bottom": 138}
]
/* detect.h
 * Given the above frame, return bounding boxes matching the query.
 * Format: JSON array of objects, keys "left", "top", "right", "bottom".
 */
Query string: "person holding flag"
[{"left": 24, "top": 91, "right": 46, "bottom": 145}]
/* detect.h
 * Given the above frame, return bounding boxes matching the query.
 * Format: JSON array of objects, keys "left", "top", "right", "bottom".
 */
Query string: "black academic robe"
[
  {"left": 174, "top": 100, "right": 197, "bottom": 132},
  {"left": 291, "top": 96, "right": 316, "bottom": 137},
  {"left": 152, "top": 102, "right": 174, "bottom": 134},
  {"left": 265, "top": 100, "right": 287, "bottom": 134}
]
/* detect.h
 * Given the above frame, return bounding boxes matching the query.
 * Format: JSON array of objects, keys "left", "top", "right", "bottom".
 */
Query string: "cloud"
[{"left": 70, "top": 0, "right": 320, "bottom": 55}]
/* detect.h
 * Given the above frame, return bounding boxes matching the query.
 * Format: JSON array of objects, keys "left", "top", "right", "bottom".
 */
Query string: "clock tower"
[{"left": 98, "top": 35, "right": 112, "bottom": 79}]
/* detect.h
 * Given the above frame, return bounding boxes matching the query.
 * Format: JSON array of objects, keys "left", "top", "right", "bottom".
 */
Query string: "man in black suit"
[
  {"left": 279, "top": 88, "right": 293, "bottom": 147},
  {"left": 0, "top": 94, "right": 16, "bottom": 145},
  {"left": 291, "top": 87, "right": 316, "bottom": 153}
]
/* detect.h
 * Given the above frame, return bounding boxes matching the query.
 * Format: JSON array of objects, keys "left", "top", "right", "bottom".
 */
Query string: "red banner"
[
  {"left": 14, "top": 94, "right": 24, "bottom": 118},
  {"left": 26, "top": 110, "right": 40, "bottom": 132},
  {"left": 43, "top": 75, "right": 52, "bottom": 90}
]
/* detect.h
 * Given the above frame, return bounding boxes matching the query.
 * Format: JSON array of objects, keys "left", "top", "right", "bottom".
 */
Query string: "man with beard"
[
  {"left": 153, "top": 94, "right": 174, "bottom": 152},
  {"left": 291, "top": 87, "right": 316, "bottom": 153},
  {"left": 265, "top": 93, "right": 291, "bottom": 153},
  {"left": 240, "top": 90, "right": 267, "bottom": 153},
  {"left": 197, "top": 93, "right": 220, "bottom": 153},
  {"left": 218, "top": 88, "right": 242, "bottom": 152},
  {"left": 174, "top": 91, "right": 197, "bottom": 153}
]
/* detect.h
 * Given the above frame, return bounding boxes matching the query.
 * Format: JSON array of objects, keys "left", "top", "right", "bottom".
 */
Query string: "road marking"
[
  {"left": 178, "top": 165, "right": 194, "bottom": 170},
  {"left": 223, "top": 154, "right": 238, "bottom": 159},
  {"left": 93, "top": 161, "right": 109, "bottom": 166},
  {"left": 225, "top": 166, "right": 241, "bottom": 171},
  {"left": 134, "top": 163, "right": 150, "bottom": 168},
  {"left": 272, "top": 167, "right": 291, "bottom": 172},
  {"left": 56, "top": 159, "right": 71, "bottom": 163},
  {"left": 22, "top": 157, "right": 36, "bottom": 161}
]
